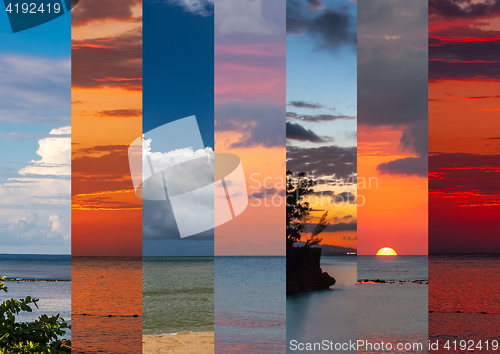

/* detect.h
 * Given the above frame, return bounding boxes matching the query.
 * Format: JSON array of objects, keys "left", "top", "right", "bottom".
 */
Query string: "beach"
[{"left": 143, "top": 332, "right": 214, "bottom": 354}]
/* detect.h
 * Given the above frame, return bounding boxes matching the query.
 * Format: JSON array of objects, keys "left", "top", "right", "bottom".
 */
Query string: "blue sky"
[
  {"left": 286, "top": 0, "right": 357, "bottom": 149},
  {"left": 0, "top": 11, "right": 71, "bottom": 254},
  {"left": 143, "top": 0, "right": 214, "bottom": 257}
]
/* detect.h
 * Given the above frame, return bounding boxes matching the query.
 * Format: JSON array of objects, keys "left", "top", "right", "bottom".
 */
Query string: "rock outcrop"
[{"left": 287, "top": 246, "right": 336, "bottom": 294}]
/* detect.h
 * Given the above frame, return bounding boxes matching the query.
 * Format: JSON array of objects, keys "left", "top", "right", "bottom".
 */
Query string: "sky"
[
  {"left": 357, "top": 0, "right": 428, "bottom": 255},
  {"left": 142, "top": 0, "right": 214, "bottom": 257},
  {"left": 286, "top": 0, "right": 357, "bottom": 251},
  {"left": 214, "top": 0, "right": 286, "bottom": 255},
  {"left": 71, "top": 0, "right": 143, "bottom": 256},
  {"left": 0, "top": 9, "right": 71, "bottom": 254},
  {"left": 428, "top": 0, "right": 500, "bottom": 253}
]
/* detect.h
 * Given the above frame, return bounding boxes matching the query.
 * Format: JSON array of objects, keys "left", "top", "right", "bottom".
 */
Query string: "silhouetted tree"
[{"left": 286, "top": 170, "right": 329, "bottom": 249}]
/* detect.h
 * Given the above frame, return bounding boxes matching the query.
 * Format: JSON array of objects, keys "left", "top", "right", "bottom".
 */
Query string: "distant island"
[{"left": 295, "top": 242, "right": 357, "bottom": 256}]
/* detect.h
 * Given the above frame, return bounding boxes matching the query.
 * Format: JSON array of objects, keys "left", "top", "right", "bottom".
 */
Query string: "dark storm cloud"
[
  {"left": 358, "top": 0, "right": 428, "bottom": 51},
  {"left": 377, "top": 156, "right": 427, "bottom": 177},
  {"left": 143, "top": 200, "right": 213, "bottom": 240},
  {"left": 215, "top": 101, "right": 285, "bottom": 148},
  {"left": 287, "top": 112, "right": 356, "bottom": 122},
  {"left": 429, "top": 0, "right": 500, "bottom": 19},
  {"left": 358, "top": 45, "right": 428, "bottom": 126},
  {"left": 400, "top": 120, "right": 428, "bottom": 157},
  {"left": 286, "top": 122, "right": 327, "bottom": 143},
  {"left": 287, "top": 145, "right": 357, "bottom": 179},
  {"left": 358, "top": 0, "right": 428, "bottom": 177},
  {"left": 429, "top": 152, "right": 500, "bottom": 196},
  {"left": 72, "top": 0, "right": 141, "bottom": 27},
  {"left": 287, "top": 101, "right": 326, "bottom": 110},
  {"left": 287, "top": 0, "right": 356, "bottom": 49},
  {"left": 72, "top": 27, "right": 142, "bottom": 91},
  {"left": 429, "top": 38, "right": 500, "bottom": 81}
]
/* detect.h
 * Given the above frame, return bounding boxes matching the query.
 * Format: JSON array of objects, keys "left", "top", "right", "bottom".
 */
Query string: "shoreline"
[{"left": 143, "top": 331, "right": 214, "bottom": 354}]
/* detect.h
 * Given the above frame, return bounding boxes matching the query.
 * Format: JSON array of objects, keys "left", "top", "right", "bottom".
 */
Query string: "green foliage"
[
  {"left": 0, "top": 276, "right": 71, "bottom": 353},
  {"left": 286, "top": 170, "right": 329, "bottom": 248}
]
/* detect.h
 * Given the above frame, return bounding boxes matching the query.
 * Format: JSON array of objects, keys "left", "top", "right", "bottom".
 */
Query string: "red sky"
[{"left": 429, "top": 0, "right": 500, "bottom": 253}]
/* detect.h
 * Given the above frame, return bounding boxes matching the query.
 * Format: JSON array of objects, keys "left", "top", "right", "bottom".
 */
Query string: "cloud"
[
  {"left": 19, "top": 127, "right": 71, "bottom": 177},
  {"left": 0, "top": 212, "right": 69, "bottom": 246},
  {"left": 0, "top": 125, "right": 70, "bottom": 206},
  {"left": 286, "top": 122, "right": 326, "bottom": 143},
  {"left": 140, "top": 140, "right": 215, "bottom": 239},
  {"left": 287, "top": 0, "right": 356, "bottom": 49},
  {"left": 0, "top": 133, "right": 44, "bottom": 140},
  {"left": 72, "top": 0, "right": 141, "bottom": 27},
  {"left": 0, "top": 126, "right": 70, "bottom": 207},
  {"left": 377, "top": 156, "right": 428, "bottom": 177},
  {"left": 303, "top": 220, "right": 357, "bottom": 233},
  {"left": 332, "top": 191, "right": 357, "bottom": 203},
  {"left": 429, "top": 0, "right": 500, "bottom": 19},
  {"left": 215, "top": 101, "right": 285, "bottom": 148},
  {"left": 287, "top": 111, "right": 356, "bottom": 122},
  {"left": 358, "top": 0, "right": 428, "bottom": 51},
  {"left": 216, "top": 0, "right": 276, "bottom": 35},
  {"left": 72, "top": 27, "right": 142, "bottom": 91},
  {"left": 167, "top": 0, "right": 214, "bottom": 17},
  {"left": 429, "top": 37, "right": 500, "bottom": 81},
  {"left": 287, "top": 145, "right": 357, "bottom": 179},
  {"left": 0, "top": 55, "right": 70, "bottom": 124},
  {"left": 287, "top": 100, "right": 326, "bottom": 109},
  {"left": 358, "top": 45, "right": 428, "bottom": 126},
  {"left": 358, "top": 0, "right": 428, "bottom": 177},
  {"left": 249, "top": 186, "right": 284, "bottom": 199},
  {"left": 72, "top": 145, "right": 133, "bottom": 195},
  {"left": 429, "top": 152, "right": 500, "bottom": 199},
  {"left": 97, "top": 109, "right": 143, "bottom": 118}
]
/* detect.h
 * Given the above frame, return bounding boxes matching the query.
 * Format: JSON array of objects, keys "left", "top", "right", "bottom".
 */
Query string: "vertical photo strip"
[
  {"left": 0, "top": 4, "right": 71, "bottom": 353},
  {"left": 286, "top": 0, "right": 357, "bottom": 352}
]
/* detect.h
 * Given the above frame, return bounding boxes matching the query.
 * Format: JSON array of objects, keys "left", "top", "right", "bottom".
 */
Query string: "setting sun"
[{"left": 376, "top": 247, "right": 398, "bottom": 256}]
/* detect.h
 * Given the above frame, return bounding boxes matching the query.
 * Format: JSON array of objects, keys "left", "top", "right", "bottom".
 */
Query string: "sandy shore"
[{"left": 143, "top": 332, "right": 214, "bottom": 354}]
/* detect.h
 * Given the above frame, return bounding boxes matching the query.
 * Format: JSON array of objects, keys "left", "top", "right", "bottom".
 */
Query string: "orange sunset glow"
[
  {"left": 71, "top": 1, "right": 142, "bottom": 257},
  {"left": 357, "top": 1, "right": 428, "bottom": 256}
]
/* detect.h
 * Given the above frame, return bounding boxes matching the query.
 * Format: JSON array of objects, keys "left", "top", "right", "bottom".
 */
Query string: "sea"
[
  {"left": 71, "top": 257, "right": 142, "bottom": 354},
  {"left": 143, "top": 257, "right": 214, "bottom": 335},
  {"left": 0, "top": 254, "right": 71, "bottom": 340},
  {"left": 215, "top": 256, "right": 286, "bottom": 353},
  {"left": 357, "top": 255, "right": 428, "bottom": 354},
  {"left": 287, "top": 256, "right": 357, "bottom": 354},
  {"left": 429, "top": 254, "right": 500, "bottom": 354}
]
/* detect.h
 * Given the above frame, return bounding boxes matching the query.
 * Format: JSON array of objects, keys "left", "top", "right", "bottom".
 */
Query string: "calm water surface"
[
  {"left": 143, "top": 257, "right": 214, "bottom": 335},
  {"left": 216, "top": 256, "right": 286, "bottom": 353},
  {"left": 71, "top": 257, "right": 142, "bottom": 354},
  {"left": 429, "top": 254, "right": 500, "bottom": 354},
  {"left": 358, "top": 256, "right": 428, "bottom": 354},
  {"left": 287, "top": 256, "right": 357, "bottom": 354}
]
